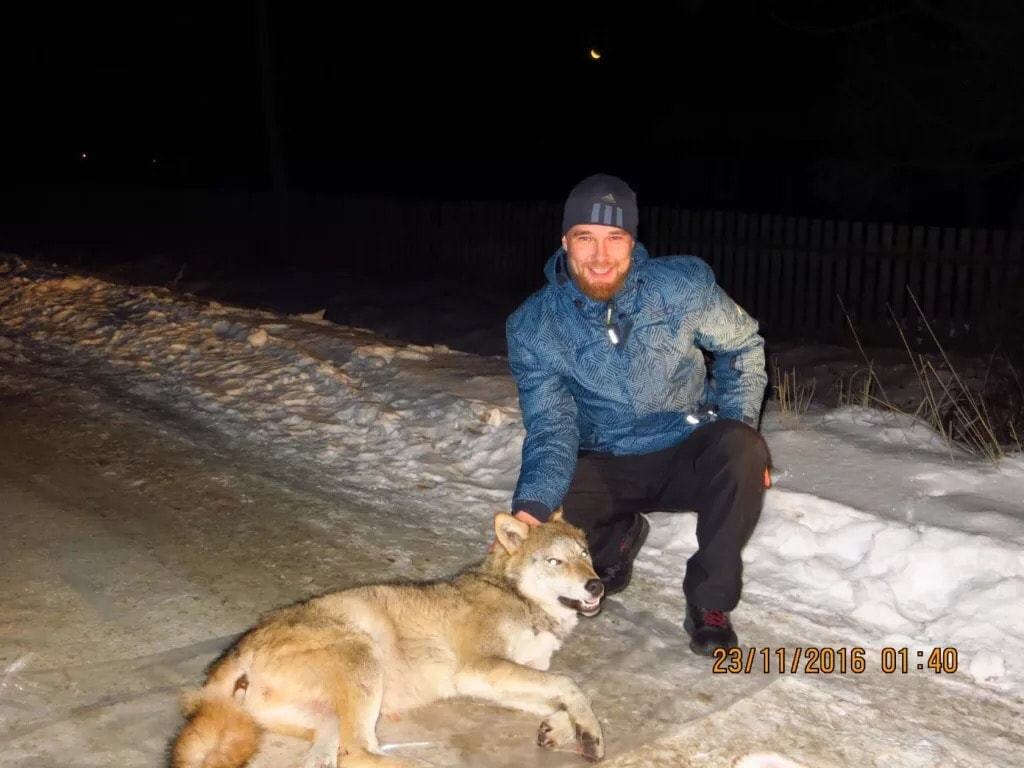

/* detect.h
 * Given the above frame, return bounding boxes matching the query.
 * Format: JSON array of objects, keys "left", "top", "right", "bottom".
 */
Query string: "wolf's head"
[{"left": 491, "top": 510, "right": 604, "bottom": 619}]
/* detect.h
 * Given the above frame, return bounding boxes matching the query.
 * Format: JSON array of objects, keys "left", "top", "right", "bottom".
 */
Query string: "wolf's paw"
[
  {"left": 538, "top": 709, "right": 574, "bottom": 750},
  {"left": 574, "top": 720, "right": 604, "bottom": 762}
]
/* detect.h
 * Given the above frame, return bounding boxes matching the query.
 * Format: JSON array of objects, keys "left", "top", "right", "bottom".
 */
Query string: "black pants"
[{"left": 561, "top": 420, "right": 770, "bottom": 611}]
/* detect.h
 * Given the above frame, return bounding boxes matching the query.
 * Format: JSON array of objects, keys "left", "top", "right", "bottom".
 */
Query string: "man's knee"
[{"left": 706, "top": 420, "right": 771, "bottom": 468}]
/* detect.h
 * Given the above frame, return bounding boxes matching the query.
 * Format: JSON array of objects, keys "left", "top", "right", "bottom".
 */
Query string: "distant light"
[
  {"left": 152, "top": 158, "right": 158, "bottom": 165},
  {"left": 80, "top": 152, "right": 88, "bottom": 160},
  {"left": 589, "top": 48, "right": 602, "bottom": 60}
]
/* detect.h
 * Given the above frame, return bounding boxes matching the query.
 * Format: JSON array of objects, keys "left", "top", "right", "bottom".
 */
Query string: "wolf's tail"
[{"left": 171, "top": 693, "right": 260, "bottom": 768}]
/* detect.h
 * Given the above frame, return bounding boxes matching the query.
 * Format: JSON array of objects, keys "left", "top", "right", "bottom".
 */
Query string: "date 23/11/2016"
[{"left": 712, "top": 646, "right": 959, "bottom": 675}]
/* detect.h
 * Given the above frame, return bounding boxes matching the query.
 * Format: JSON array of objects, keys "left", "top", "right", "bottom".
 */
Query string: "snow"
[{"left": 1, "top": 253, "right": 1023, "bottom": 767}]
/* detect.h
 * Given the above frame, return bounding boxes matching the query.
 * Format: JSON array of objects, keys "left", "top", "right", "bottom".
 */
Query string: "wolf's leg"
[
  {"left": 267, "top": 640, "right": 383, "bottom": 768},
  {"left": 454, "top": 657, "right": 604, "bottom": 762},
  {"left": 313, "top": 642, "right": 415, "bottom": 768}
]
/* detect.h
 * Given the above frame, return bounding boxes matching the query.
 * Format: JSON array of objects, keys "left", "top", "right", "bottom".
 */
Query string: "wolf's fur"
[{"left": 170, "top": 511, "right": 606, "bottom": 768}]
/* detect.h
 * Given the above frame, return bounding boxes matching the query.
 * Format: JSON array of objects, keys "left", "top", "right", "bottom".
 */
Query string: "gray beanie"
[{"left": 561, "top": 173, "right": 639, "bottom": 237}]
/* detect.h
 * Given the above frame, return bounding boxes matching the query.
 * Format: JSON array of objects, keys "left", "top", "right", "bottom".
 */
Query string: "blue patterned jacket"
[{"left": 506, "top": 242, "right": 767, "bottom": 521}]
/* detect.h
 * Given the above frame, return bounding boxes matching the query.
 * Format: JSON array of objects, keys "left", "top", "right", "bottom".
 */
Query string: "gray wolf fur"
[{"left": 170, "top": 510, "right": 606, "bottom": 767}]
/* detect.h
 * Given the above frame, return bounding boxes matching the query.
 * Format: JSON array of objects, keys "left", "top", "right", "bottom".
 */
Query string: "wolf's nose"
[{"left": 585, "top": 579, "right": 604, "bottom": 598}]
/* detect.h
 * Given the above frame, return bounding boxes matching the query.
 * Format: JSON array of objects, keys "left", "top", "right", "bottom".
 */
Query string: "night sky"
[{"left": 9, "top": 2, "right": 1024, "bottom": 224}]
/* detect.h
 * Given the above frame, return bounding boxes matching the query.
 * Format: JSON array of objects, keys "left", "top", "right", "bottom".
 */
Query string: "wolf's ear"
[
  {"left": 494, "top": 513, "right": 531, "bottom": 554},
  {"left": 550, "top": 507, "right": 565, "bottom": 522}
]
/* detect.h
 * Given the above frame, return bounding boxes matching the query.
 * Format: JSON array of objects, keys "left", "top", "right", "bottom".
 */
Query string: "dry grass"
[
  {"left": 840, "top": 292, "right": 1007, "bottom": 464},
  {"left": 772, "top": 358, "right": 816, "bottom": 427},
  {"left": 836, "top": 367, "right": 881, "bottom": 409}
]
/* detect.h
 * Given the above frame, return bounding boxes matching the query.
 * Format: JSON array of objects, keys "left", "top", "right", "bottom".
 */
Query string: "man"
[{"left": 505, "top": 173, "right": 770, "bottom": 656}]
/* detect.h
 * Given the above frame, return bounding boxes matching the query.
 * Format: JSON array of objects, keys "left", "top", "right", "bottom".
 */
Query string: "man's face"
[{"left": 563, "top": 224, "right": 634, "bottom": 302}]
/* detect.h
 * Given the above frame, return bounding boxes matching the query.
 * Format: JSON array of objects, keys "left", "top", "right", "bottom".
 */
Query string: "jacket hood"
[{"left": 543, "top": 241, "right": 652, "bottom": 312}]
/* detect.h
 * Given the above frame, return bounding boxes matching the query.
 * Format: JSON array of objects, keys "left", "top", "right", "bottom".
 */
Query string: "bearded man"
[{"left": 505, "top": 173, "right": 771, "bottom": 656}]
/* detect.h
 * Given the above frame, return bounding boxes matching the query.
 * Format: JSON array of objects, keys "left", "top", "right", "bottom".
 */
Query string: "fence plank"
[
  {"left": 767, "top": 215, "right": 783, "bottom": 332},
  {"left": 664, "top": 205, "right": 679, "bottom": 254},
  {"left": 733, "top": 212, "right": 748, "bottom": 312},
  {"left": 778, "top": 217, "right": 795, "bottom": 333},
  {"left": 863, "top": 222, "right": 879, "bottom": 330},
  {"left": 702, "top": 210, "right": 715, "bottom": 265},
  {"left": 835, "top": 220, "right": 851, "bottom": 332},
  {"left": 745, "top": 213, "right": 761, "bottom": 320},
  {"left": 924, "top": 227, "right": 941, "bottom": 320},
  {"left": 712, "top": 211, "right": 725, "bottom": 275},
  {"left": 952, "top": 228, "right": 971, "bottom": 330},
  {"left": 847, "top": 222, "right": 864, "bottom": 328},
  {"left": 792, "top": 218, "right": 808, "bottom": 331},
  {"left": 939, "top": 226, "right": 957, "bottom": 326},
  {"left": 821, "top": 220, "right": 836, "bottom": 331},
  {"left": 892, "top": 225, "right": 909, "bottom": 321},
  {"left": 1006, "top": 231, "right": 1024, "bottom": 325},
  {"left": 758, "top": 214, "right": 773, "bottom": 326},
  {"left": 969, "top": 228, "right": 989, "bottom": 336},
  {"left": 908, "top": 226, "right": 925, "bottom": 320},
  {"left": 680, "top": 209, "right": 693, "bottom": 254},
  {"left": 651, "top": 204, "right": 667, "bottom": 252},
  {"left": 723, "top": 211, "right": 738, "bottom": 301},
  {"left": 877, "top": 223, "right": 894, "bottom": 333},
  {"left": 806, "top": 219, "right": 822, "bottom": 331},
  {"left": 990, "top": 230, "right": 1008, "bottom": 321}
]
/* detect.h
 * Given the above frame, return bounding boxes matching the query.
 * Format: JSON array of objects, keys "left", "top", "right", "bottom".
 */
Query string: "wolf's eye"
[
  {"left": 581, "top": 550, "right": 590, "bottom": 559},
  {"left": 547, "top": 558, "right": 563, "bottom": 566}
]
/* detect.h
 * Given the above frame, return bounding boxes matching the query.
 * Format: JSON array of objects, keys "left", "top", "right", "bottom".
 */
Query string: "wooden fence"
[
  {"left": 321, "top": 196, "right": 1023, "bottom": 346},
  {"left": 29, "top": 185, "right": 1024, "bottom": 346},
  {"left": 637, "top": 208, "right": 1024, "bottom": 345}
]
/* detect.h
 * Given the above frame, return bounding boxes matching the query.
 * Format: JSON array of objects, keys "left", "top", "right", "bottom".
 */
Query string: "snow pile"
[
  {"left": 0, "top": 259, "right": 524, "bottom": 515},
  {"left": 638, "top": 482, "right": 1024, "bottom": 690},
  {"left": 2, "top": 256, "right": 1024, "bottom": 696}
]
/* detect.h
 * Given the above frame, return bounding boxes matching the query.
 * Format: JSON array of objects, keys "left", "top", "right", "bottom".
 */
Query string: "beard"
[{"left": 573, "top": 269, "right": 629, "bottom": 302}]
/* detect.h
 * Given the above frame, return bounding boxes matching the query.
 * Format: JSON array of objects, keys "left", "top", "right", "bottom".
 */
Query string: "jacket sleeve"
[
  {"left": 692, "top": 261, "right": 768, "bottom": 427},
  {"left": 506, "top": 317, "right": 580, "bottom": 521}
]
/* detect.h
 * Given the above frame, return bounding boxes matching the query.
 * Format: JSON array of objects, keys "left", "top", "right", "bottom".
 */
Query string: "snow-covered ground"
[{"left": 1, "top": 253, "right": 1022, "bottom": 767}]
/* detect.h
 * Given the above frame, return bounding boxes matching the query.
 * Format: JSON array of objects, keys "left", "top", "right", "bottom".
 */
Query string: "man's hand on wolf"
[
  {"left": 514, "top": 510, "right": 543, "bottom": 527},
  {"left": 488, "top": 510, "right": 542, "bottom": 553}
]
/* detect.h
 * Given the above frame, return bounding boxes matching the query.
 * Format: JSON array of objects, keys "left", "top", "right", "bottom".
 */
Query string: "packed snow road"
[{"left": 2, "top": 257, "right": 1023, "bottom": 767}]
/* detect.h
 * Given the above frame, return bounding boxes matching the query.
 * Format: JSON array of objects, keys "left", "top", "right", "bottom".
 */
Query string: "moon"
[{"left": 589, "top": 48, "right": 601, "bottom": 60}]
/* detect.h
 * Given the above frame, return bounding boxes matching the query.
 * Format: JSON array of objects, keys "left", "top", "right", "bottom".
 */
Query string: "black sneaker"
[
  {"left": 597, "top": 515, "right": 650, "bottom": 596},
  {"left": 683, "top": 603, "right": 739, "bottom": 656}
]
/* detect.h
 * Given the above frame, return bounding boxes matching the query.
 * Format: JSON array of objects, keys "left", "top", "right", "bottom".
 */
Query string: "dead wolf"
[{"left": 170, "top": 510, "right": 606, "bottom": 768}]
